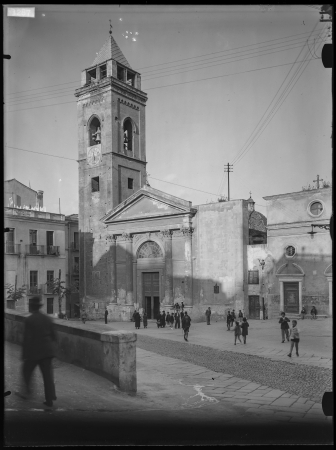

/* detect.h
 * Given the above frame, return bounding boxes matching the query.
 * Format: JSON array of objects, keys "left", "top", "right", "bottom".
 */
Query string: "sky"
[{"left": 4, "top": 5, "right": 332, "bottom": 217}]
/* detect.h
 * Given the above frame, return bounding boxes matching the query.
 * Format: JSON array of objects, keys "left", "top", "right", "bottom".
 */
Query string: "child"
[
  {"left": 279, "top": 312, "right": 290, "bottom": 343},
  {"left": 234, "top": 321, "right": 242, "bottom": 345},
  {"left": 288, "top": 320, "right": 300, "bottom": 357},
  {"left": 241, "top": 317, "right": 249, "bottom": 344},
  {"left": 238, "top": 310, "right": 243, "bottom": 323}
]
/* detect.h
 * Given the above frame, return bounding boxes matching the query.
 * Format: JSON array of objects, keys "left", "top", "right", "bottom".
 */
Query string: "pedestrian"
[
  {"left": 156, "top": 313, "right": 161, "bottom": 328},
  {"left": 132, "top": 310, "right": 136, "bottom": 322},
  {"left": 104, "top": 307, "right": 108, "bottom": 324},
  {"left": 20, "top": 296, "right": 57, "bottom": 408},
  {"left": 143, "top": 311, "right": 148, "bottom": 329},
  {"left": 175, "top": 302, "right": 180, "bottom": 312},
  {"left": 231, "top": 310, "right": 236, "bottom": 328},
  {"left": 134, "top": 310, "right": 141, "bottom": 330},
  {"left": 205, "top": 307, "right": 211, "bottom": 325},
  {"left": 180, "top": 310, "right": 184, "bottom": 323},
  {"left": 241, "top": 317, "right": 249, "bottom": 344},
  {"left": 181, "top": 301, "right": 185, "bottom": 312},
  {"left": 162, "top": 310, "right": 166, "bottom": 328},
  {"left": 174, "top": 311, "right": 180, "bottom": 329},
  {"left": 182, "top": 311, "right": 191, "bottom": 342},
  {"left": 300, "top": 306, "right": 306, "bottom": 320},
  {"left": 226, "top": 310, "right": 231, "bottom": 331},
  {"left": 233, "top": 321, "right": 242, "bottom": 345},
  {"left": 311, "top": 305, "right": 317, "bottom": 320},
  {"left": 288, "top": 320, "right": 300, "bottom": 358},
  {"left": 166, "top": 312, "right": 171, "bottom": 328},
  {"left": 81, "top": 310, "right": 87, "bottom": 324},
  {"left": 238, "top": 310, "right": 243, "bottom": 323},
  {"left": 170, "top": 313, "right": 174, "bottom": 328},
  {"left": 279, "top": 311, "right": 290, "bottom": 343}
]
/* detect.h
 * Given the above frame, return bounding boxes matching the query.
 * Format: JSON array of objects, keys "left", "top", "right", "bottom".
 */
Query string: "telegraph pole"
[{"left": 224, "top": 163, "right": 233, "bottom": 201}]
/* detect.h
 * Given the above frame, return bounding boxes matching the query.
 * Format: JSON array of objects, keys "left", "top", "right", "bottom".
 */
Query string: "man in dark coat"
[
  {"left": 170, "top": 313, "right": 174, "bottom": 327},
  {"left": 205, "top": 307, "right": 211, "bottom": 325},
  {"left": 180, "top": 310, "right": 184, "bottom": 322},
  {"left": 21, "top": 296, "right": 57, "bottom": 407},
  {"left": 182, "top": 311, "right": 191, "bottom": 341},
  {"left": 226, "top": 311, "right": 231, "bottom": 331},
  {"left": 143, "top": 312, "right": 148, "bottom": 328},
  {"left": 134, "top": 310, "right": 141, "bottom": 329},
  {"left": 166, "top": 312, "right": 171, "bottom": 328},
  {"left": 174, "top": 311, "right": 180, "bottom": 329},
  {"left": 161, "top": 310, "right": 166, "bottom": 328},
  {"left": 279, "top": 311, "right": 290, "bottom": 342},
  {"left": 156, "top": 312, "right": 161, "bottom": 328},
  {"left": 104, "top": 308, "right": 108, "bottom": 324}
]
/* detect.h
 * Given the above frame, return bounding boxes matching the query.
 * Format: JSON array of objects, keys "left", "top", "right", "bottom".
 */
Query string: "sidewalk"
[
  {"left": 5, "top": 339, "right": 332, "bottom": 445},
  {"left": 78, "top": 317, "right": 333, "bottom": 369}
]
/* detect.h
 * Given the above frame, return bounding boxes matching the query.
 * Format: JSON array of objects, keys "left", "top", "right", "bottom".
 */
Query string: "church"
[{"left": 75, "top": 30, "right": 267, "bottom": 322}]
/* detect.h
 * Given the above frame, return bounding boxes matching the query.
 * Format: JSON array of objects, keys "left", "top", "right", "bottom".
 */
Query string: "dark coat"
[
  {"left": 279, "top": 317, "right": 290, "bottom": 329},
  {"left": 134, "top": 312, "right": 141, "bottom": 328},
  {"left": 180, "top": 311, "right": 184, "bottom": 320},
  {"left": 182, "top": 315, "right": 191, "bottom": 330},
  {"left": 22, "top": 311, "right": 57, "bottom": 361},
  {"left": 205, "top": 309, "right": 211, "bottom": 317},
  {"left": 226, "top": 314, "right": 231, "bottom": 324},
  {"left": 143, "top": 315, "right": 148, "bottom": 327},
  {"left": 170, "top": 314, "right": 174, "bottom": 324},
  {"left": 105, "top": 310, "right": 108, "bottom": 317},
  {"left": 241, "top": 322, "right": 249, "bottom": 336},
  {"left": 174, "top": 313, "right": 180, "bottom": 322}
]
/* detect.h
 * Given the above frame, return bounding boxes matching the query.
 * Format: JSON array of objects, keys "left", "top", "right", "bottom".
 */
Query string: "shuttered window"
[{"left": 248, "top": 270, "right": 259, "bottom": 284}]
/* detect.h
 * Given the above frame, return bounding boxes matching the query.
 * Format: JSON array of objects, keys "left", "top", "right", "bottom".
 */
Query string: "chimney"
[{"left": 37, "top": 190, "right": 44, "bottom": 209}]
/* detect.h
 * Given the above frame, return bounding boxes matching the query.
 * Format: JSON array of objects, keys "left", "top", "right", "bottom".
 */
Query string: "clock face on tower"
[{"left": 87, "top": 146, "right": 102, "bottom": 166}]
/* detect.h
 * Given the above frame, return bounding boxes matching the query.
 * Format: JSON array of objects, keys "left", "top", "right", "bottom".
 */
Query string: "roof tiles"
[{"left": 92, "top": 35, "right": 132, "bottom": 69}]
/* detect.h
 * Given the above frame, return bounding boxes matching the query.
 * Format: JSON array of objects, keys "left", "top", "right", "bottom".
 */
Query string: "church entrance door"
[
  {"left": 249, "top": 295, "right": 260, "bottom": 319},
  {"left": 143, "top": 272, "right": 160, "bottom": 319},
  {"left": 284, "top": 282, "right": 299, "bottom": 314}
]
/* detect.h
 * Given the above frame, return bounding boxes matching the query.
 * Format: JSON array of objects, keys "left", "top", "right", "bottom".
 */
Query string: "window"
[
  {"left": 117, "top": 65, "right": 124, "bottom": 81},
  {"left": 310, "top": 201, "right": 323, "bottom": 216},
  {"left": 285, "top": 245, "right": 296, "bottom": 257},
  {"left": 138, "top": 241, "right": 163, "bottom": 258},
  {"left": 47, "top": 271, "right": 54, "bottom": 293},
  {"left": 128, "top": 178, "right": 134, "bottom": 189},
  {"left": 248, "top": 270, "right": 259, "bottom": 284},
  {"left": 100, "top": 64, "right": 107, "bottom": 79},
  {"left": 89, "top": 117, "right": 101, "bottom": 146},
  {"left": 29, "top": 229, "right": 37, "bottom": 245},
  {"left": 30, "top": 271, "right": 38, "bottom": 294},
  {"left": 74, "top": 232, "right": 79, "bottom": 250},
  {"left": 74, "top": 256, "right": 79, "bottom": 274},
  {"left": 5, "top": 228, "right": 14, "bottom": 253},
  {"left": 92, "top": 176, "right": 100, "bottom": 192},
  {"left": 47, "top": 298, "right": 54, "bottom": 315},
  {"left": 16, "top": 194, "right": 21, "bottom": 207},
  {"left": 126, "top": 71, "right": 135, "bottom": 87},
  {"left": 46, "top": 231, "right": 54, "bottom": 246},
  {"left": 123, "top": 119, "right": 133, "bottom": 152},
  {"left": 87, "top": 68, "right": 96, "bottom": 83}
]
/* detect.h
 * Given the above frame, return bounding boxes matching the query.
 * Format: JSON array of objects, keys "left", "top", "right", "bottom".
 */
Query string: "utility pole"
[{"left": 224, "top": 163, "right": 233, "bottom": 201}]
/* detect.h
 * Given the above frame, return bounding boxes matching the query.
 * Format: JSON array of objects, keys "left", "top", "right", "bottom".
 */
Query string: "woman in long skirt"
[{"left": 134, "top": 310, "right": 141, "bottom": 330}]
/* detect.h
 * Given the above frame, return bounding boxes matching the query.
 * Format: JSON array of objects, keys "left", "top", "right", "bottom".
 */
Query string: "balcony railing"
[
  {"left": 71, "top": 242, "right": 79, "bottom": 251},
  {"left": 28, "top": 285, "right": 41, "bottom": 295},
  {"left": 47, "top": 245, "right": 60, "bottom": 256},
  {"left": 26, "top": 245, "right": 45, "bottom": 255},
  {"left": 5, "top": 243, "right": 21, "bottom": 254}
]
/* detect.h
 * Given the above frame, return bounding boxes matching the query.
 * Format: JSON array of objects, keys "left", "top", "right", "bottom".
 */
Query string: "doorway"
[
  {"left": 284, "top": 282, "right": 299, "bottom": 313},
  {"left": 143, "top": 272, "right": 160, "bottom": 319},
  {"left": 249, "top": 295, "right": 260, "bottom": 319}
]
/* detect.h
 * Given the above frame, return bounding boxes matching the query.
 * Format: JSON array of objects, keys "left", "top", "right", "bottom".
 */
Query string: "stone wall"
[{"left": 5, "top": 309, "right": 137, "bottom": 392}]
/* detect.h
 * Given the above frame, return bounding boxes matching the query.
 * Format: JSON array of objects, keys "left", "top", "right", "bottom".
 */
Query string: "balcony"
[
  {"left": 73, "top": 264, "right": 79, "bottom": 274},
  {"left": 71, "top": 242, "right": 79, "bottom": 251},
  {"left": 26, "top": 245, "right": 46, "bottom": 255},
  {"left": 47, "top": 245, "right": 60, "bottom": 256},
  {"left": 5, "top": 243, "right": 21, "bottom": 254},
  {"left": 28, "top": 285, "right": 41, "bottom": 295}
]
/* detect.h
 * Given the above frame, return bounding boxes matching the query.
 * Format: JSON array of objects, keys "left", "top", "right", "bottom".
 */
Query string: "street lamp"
[{"left": 258, "top": 259, "right": 266, "bottom": 320}]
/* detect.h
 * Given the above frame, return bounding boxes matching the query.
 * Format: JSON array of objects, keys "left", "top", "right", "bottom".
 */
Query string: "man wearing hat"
[{"left": 21, "top": 296, "right": 58, "bottom": 408}]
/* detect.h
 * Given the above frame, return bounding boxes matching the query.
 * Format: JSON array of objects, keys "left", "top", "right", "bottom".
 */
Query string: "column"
[
  {"left": 327, "top": 277, "right": 332, "bottom": 316},
  {"left": 124, "top": 233, "right": 133, "bottom": 304},
  {"left": 182, "top": 227, "right": 193, "bottom": 306},
  {"left": 279, "top": 281, "right": 284, "bottom": 313},
  {"left": 161, "top": 230, "right": 173, "bottom": 304},
  {"left": 298, "top": 280, "right": 302, "bottom": 314},
  {"left": 109, "top": 235, "right": 117, "bottom": 303}
]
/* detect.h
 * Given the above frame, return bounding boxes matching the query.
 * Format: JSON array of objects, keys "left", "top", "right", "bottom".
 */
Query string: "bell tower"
[{"left": 75, "top": 28, "right": 148, "bottom": 303}]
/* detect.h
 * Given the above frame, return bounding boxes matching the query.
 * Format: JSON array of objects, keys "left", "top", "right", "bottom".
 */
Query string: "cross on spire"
[
  {"left": 313, "top": 175, "right": 323, "bottom": 189},
  {"left": 249, "top": 191, "right": 252, "bottom": 197},
  {"left": 109, "top": 19, "right": 113, "bottom": 35}
]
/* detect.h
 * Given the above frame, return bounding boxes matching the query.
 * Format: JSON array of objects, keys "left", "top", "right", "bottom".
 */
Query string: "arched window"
[
  {"left": 137, "top": 241, "right": 163, "bottom": 258},
  {"left": 89, "top": 117, "right": 101, "bottom": 147},
  {"left": 123, "top": 119, "right": 133, "bottom": 152}
]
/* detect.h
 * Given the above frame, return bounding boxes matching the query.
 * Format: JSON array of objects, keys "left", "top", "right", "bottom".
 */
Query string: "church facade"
[{"left": 75, "top": 32, "right": 256, "bottom": 322}]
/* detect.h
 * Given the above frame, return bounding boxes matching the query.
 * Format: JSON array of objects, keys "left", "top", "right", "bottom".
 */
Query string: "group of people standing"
[
  {"left": 226, "top": 309, "right": 249, "bottom": 344},
  {"left": 156, "top": 310, "right": 185, "bottom": 329},
  {"left": 279, "top": 311, "right": 300, "bottom": 357}
]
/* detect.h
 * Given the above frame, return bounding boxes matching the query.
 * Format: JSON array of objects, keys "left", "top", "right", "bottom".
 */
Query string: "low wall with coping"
[{"left": 5, "top": 309, "right": 137, "bottom": 393}]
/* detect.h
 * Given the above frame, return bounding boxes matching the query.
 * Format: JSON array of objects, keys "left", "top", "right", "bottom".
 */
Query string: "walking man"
[
  {"left": 162, "top": 310, "right": 166, "bottom": 328},
  {"left": 205, "top": 307, "right": 211, "bottom": 325},
  {"left": 279, "top": 311, "right": 290, "bottom": 343},
  {"left": 20, "top": 296, "right": 57, "bottom": 408},
  {"left": 174, "top": 311, "right": 180, "bottom": 329},
  {"left": 104, "top": 307, "right": 108, "bottom": 324},
  {"left": 182, "top": 311, "right": 191, "bottom": 342},
  {"left": 226, "top": 310, "right": 231, "bottom": 331}
]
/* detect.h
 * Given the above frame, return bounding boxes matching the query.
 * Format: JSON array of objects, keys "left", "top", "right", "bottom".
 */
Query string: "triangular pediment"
[
  {"left": 102, "top": 186, "right": 195, "bottom": 223},
  {"left": 276, "top": 263, "right": 305, "bottom": 276}
]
